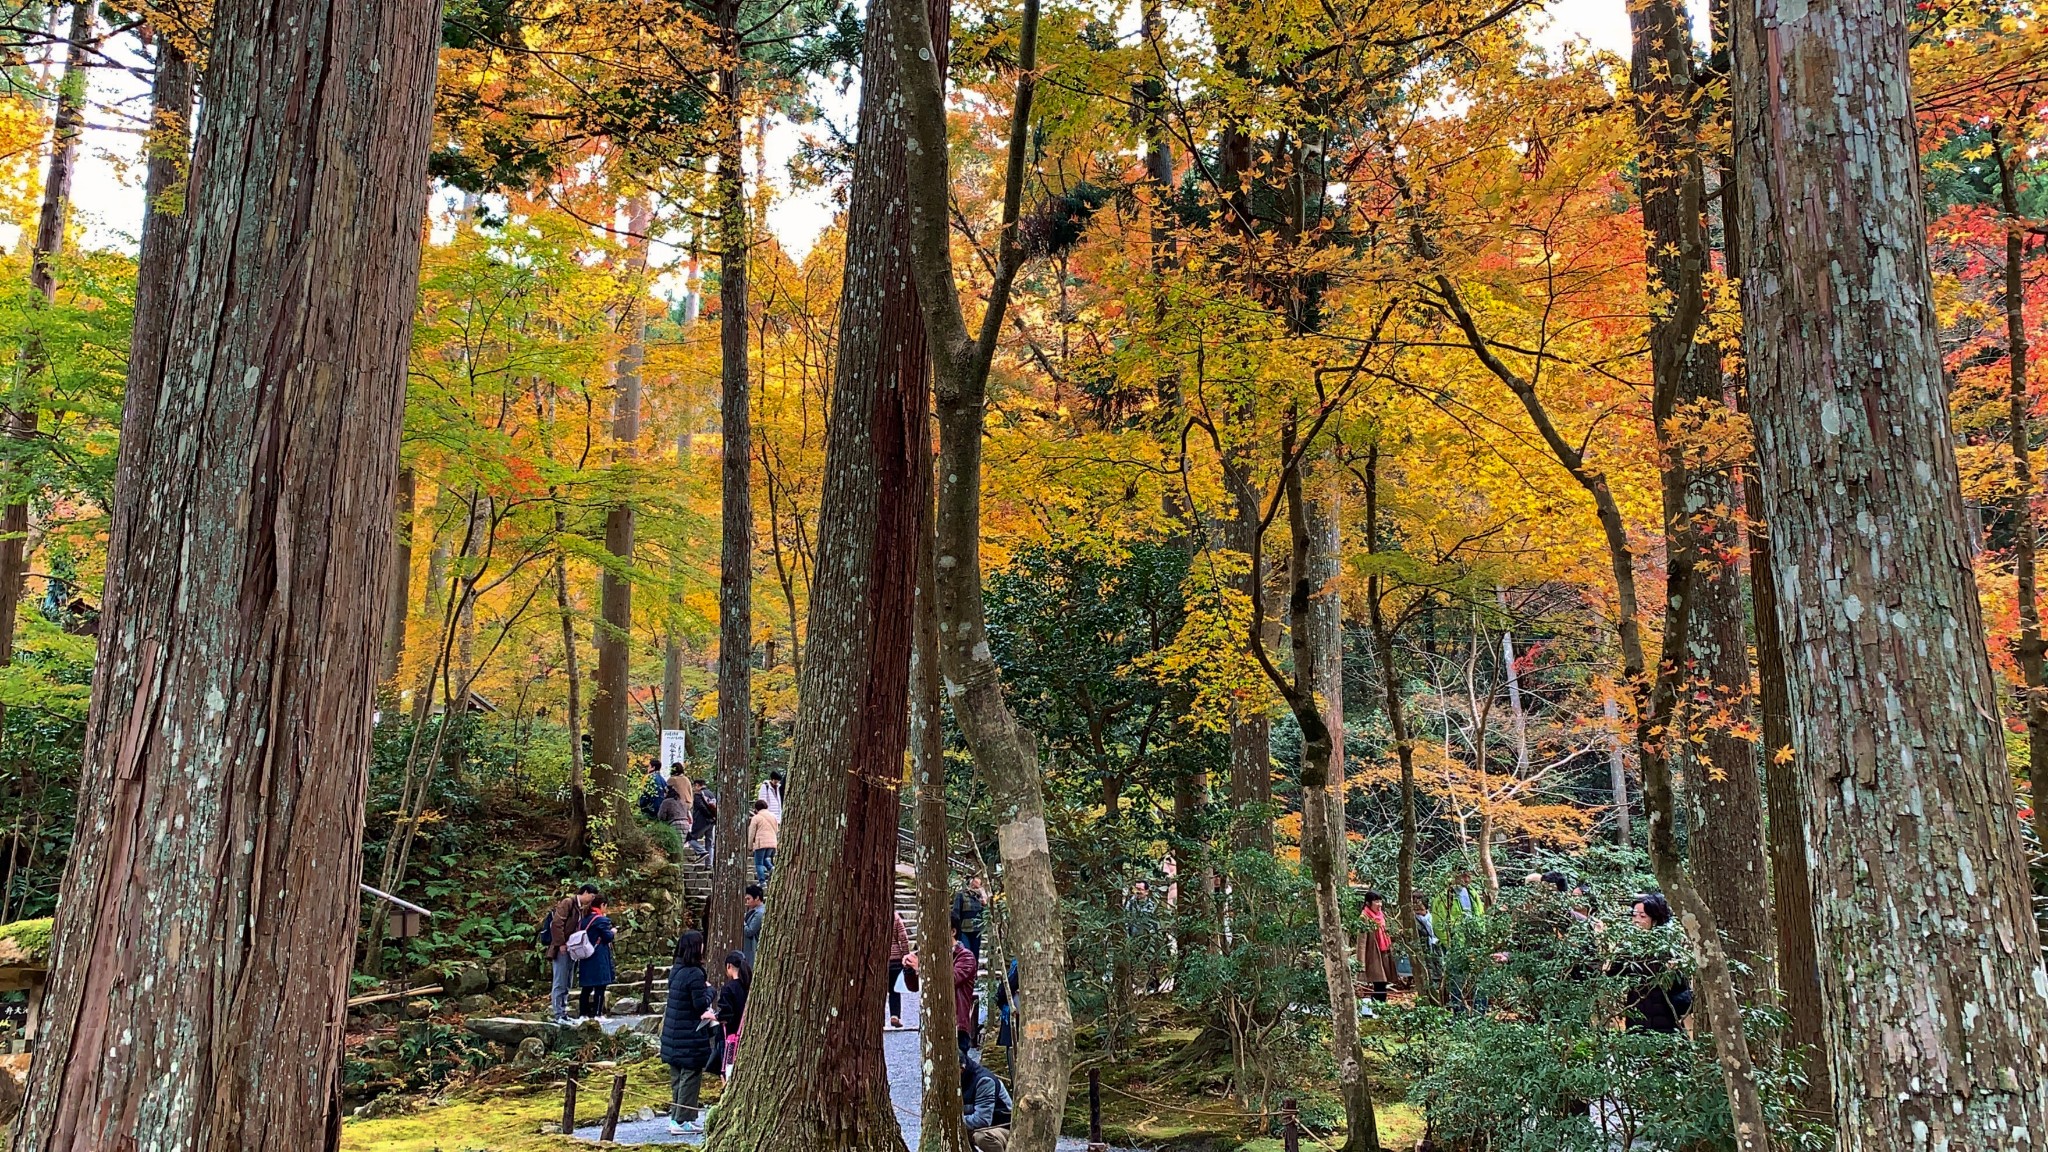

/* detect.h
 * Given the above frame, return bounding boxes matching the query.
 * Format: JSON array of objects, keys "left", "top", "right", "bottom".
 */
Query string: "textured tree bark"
[
  {"left": 1732, "top": 0, "right": 2048, "bottom": 1141},
  {"left": 894, "top": 0, "right": 1080, "bottom": 1144},
  {"left": 383, "top": 466, "right": 416, "bottom": 685},
  {"left": 1362, "top": 447, "right": 1418, "bottom": 945},
  {"left": 704, "top": 1, "right": 924, "bottom": 1145},
  {"left": 0, "top": 0, "right": 95, "bottom": 674},
  {"left": 1994, "top": 137, "right": 2048, "bottom": 871},
  {"left": 10, "top": 0, "right": 441, "bottom": 1142},
  {"left": 1602, "top": 691, "right": 1631, "bottom": 845},
  {"left": 914, "top": 475, "right": 968, "bottom": 1152},
  {"left": 708, "top": 8, "right": 755, "bottom": 962},
  {"left": 553, "top": 513, "right": 590, "bottom": 859},
  {"left": 591, "top": 201, "right": 652, "bottom": 861},
  {"left": 1270, "top": 445, "right": 1379, "bottom": 1152},
  {"left": 1626, "top": 0, "right": 1775, "bottom": 1008},
  {"left": 1740, "top": 412, "right": 1831, "bottom": 1117},
  {"left": 1224, "top": 490, "right": 1276, "bottom": 855}
]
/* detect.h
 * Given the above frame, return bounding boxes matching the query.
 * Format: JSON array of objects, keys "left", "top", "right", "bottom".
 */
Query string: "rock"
[
  {"left": 402, "top": 999, "right": 434, "bottom": 1020},
  {"left": 538, "top": 1122, "right": 563, "bottom": 1135},
  {"left": 488, "top": 957, "right": 508, "bottom": 986},
  {"left": 632, "top": 1015, "right": 662, "bottom": 1036},
  {"left": 467, "top": 1016, "right": 559, "bottom": 1046},
  {"left": 455, "top": 993, "right": 496, "bottom": 1016},
  {"left": 609, "top": 997, "right": 641, "bottom": 1016},
  {"left": 513, "top": 1036, "right": 547, "bottom": 1067},
  {"left": 440, "top": 963, "right": 490, "bottom": 997},
  {"left": 637, "top": 1106, "right": 657, "bottom": 1122},
  {"left": 352, "top": 1093, "right": 418, "bottom": 1119}
]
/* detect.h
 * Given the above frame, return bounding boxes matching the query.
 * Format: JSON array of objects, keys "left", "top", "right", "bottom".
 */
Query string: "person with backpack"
[
  {"left": 951, "top": 876, "right": 987, "bottom": 959},
  {"left": 638, "top": 760, "right": 668, "bottom": 821},
  {"left": 1609, "top": 893, "right": 1692, "bottom": 1033},
  {"left": 573, "top": 895, "right": 617, "bottom": 1018},
  {"left": 541, "top": 884, "right": 598, "bottom": 1022},
  {"left": 688, "top": 779, "right": 717, "bottom": 859},
  {"left": 656, "top": 775, "right": 693, "bottom": 843},
  {"left": 660, "top": 930, "right": 717, "bottom": 1135},
  {"left": 961, "top": 1053, "right": 1013, "bottom": 1151}
]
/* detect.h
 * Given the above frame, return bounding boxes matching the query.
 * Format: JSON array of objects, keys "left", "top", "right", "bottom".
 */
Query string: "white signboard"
[{"left": 660, "top": 729, "right": 687, "bottom": 771}]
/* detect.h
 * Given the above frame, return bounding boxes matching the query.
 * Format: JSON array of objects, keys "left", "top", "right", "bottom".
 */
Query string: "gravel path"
[{"left": 575, "top": 981, "right": 1115, "bottom": 1149}]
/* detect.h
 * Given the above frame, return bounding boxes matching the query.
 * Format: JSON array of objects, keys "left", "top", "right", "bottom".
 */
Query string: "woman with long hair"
[{"left": 659, "top": 930, "right": 716, "bottom": 1134}]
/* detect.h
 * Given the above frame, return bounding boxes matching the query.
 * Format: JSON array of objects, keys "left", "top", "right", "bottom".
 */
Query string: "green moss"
[
  {"left": 341, "top": 1057, "right": 687, "bottom": 1152},
  {"left": 0, "top": 919, "right": 54, "bottom": 962}
]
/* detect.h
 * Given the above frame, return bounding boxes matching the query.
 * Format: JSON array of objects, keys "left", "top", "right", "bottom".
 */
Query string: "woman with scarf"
[{"left": 1357, "top": 890, "right": 1396, "bottom": 1016}]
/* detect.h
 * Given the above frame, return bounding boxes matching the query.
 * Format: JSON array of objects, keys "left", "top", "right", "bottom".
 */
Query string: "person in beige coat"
[{"left": 748, "top": 799, "right": 780, "bottom": 883}]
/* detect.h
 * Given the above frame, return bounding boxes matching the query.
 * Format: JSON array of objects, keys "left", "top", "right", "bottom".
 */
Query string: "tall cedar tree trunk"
[
  {"left": 592, "top": 202, "right": 652, "bottom": 861},
  {"left": 704, "top": 2, "right": 926, "bottom": 1145},
  {"left": 1710, "top": 7, "right": 1832, "bottom": 1101},
  {"left": 914, "top": 475, "right": 968, "bottom": 1152},
  {"left": 1731, "top": 0, "right": 2048, "bottom": 1141},
  {"left": 1626, "top": 0, "right": 1774, "bottom": 1007},
  {"left": 1996, "top": 136, "right": 2048, "bottom": 866},
  {"left": 709, "top": 17, "right": 755, "bottom": 961},
  {"left": 1, "top": 0, "right": 94, "bottom": 676},
  {"left": 1362, "top": 448, "right": 1419, "bottom": 948},
  {"left": 10, "top": 0, "right": 441, "bottom": 1141},
  {"left": 1249, "top": 442, "right": 1379, "bottom": 1152},
  {"left": 383, "top": 466, "right": 415, "bottom": 684},
  {"left": 895, "top": 0, "right": 1083, "bottom": 1145}
]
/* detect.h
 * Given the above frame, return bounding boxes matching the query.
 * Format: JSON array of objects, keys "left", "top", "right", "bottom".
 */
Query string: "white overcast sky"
[{"left": 60, "top": 0, "right": 1639, "bottom": 267}]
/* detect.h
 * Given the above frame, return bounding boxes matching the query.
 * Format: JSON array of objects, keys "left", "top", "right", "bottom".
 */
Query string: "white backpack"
[{"left": 565, "top": 928, "right": 597, "bottom": 961}]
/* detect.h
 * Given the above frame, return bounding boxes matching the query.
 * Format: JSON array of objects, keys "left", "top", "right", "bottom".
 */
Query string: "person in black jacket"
[
  {"left": 660, "top": 931, "right": 717, "bottom": 1134},
  {"left": 713, "top": 949, "right": 752, "bottom": 1074},
  {"left": 1609, "top": 893, "right": 1692, "bottom": 1034}
]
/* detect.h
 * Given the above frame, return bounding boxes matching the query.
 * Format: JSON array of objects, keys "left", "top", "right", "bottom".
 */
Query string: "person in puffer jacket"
[{"left": 660, "top": 930, "right": 717, "bottom": 1134}]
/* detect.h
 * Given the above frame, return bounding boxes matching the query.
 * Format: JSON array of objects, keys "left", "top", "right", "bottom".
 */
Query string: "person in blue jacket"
[
  {"left": 575, "top": 897, "right": 617, "bottom": 1018},
  {"left": 660, "top": 930, "right": 718, "bottom": 1135}
]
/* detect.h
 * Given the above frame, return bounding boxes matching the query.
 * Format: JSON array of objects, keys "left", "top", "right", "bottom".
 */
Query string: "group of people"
[
  {"left": 655, "top": 929, "right": 753, "bottom": 1135},
  {"left": 647, "top": 762, "right": 785, "bottom": 884},
  {"left": 1354, "top": 868, "right": 1695, "bottom": 1034},
  {"left": 541, "top": 884, "right": 619, "bottom": 1020}
]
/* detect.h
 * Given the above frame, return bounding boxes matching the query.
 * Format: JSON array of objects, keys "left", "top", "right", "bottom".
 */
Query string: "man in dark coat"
[
  {"left": 660, "top": 931, "right": 717, "bottom": 1134},
  {"left": 688, "top": 780, "right": 717, "bottom": 858}
]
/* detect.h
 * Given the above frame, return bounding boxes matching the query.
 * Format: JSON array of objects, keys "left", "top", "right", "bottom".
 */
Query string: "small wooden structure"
[{"left": 0, "top": 920, "right": 53, "bottom": 1053}]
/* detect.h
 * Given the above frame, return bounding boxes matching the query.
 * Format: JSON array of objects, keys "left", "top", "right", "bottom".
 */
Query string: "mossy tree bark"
[
  {"left": 10, "top": 0, "right": 442, "bottom": 1142},
  {"left": 1732, "top": 0, "right": 2048, "bottom": 1140}
]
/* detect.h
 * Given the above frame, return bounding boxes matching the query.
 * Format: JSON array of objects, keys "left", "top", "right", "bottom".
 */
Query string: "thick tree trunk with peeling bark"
[
  {"left": 10, "top": 0, "right": 441, "bottom": 1143},
  {"left": 893, "top": 0, "right": 1077, "bottom": 1146},
  {"left": 703, "top": 3, "right": 923, "bottom": 1146},
  {"left": 592, "top": 203, "right": 651, "bottom": 861},
  {"left": 1732, "top": 0, "right": 2048, "bottom": 1142},
  {"left": 709, "top": 5, "right": 755, "bottom": 962}
]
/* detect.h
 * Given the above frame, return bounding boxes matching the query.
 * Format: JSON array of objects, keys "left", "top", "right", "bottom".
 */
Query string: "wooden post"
[
  {"left": 640, "top": 962, "right": 656, "bottom": 1007},
  {"left": 1283, "top": 1097, "right": 1299, "bottom": 1152},
  {"left": 561, "top": 1077, "right": 578, "bottom": 1135},
  {"left": 601, "top": 1071, "right": 627, "bottom": 1141},
  {"left": 1087, "top": 1067, "right": 1105, "bottom": 1151}
]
